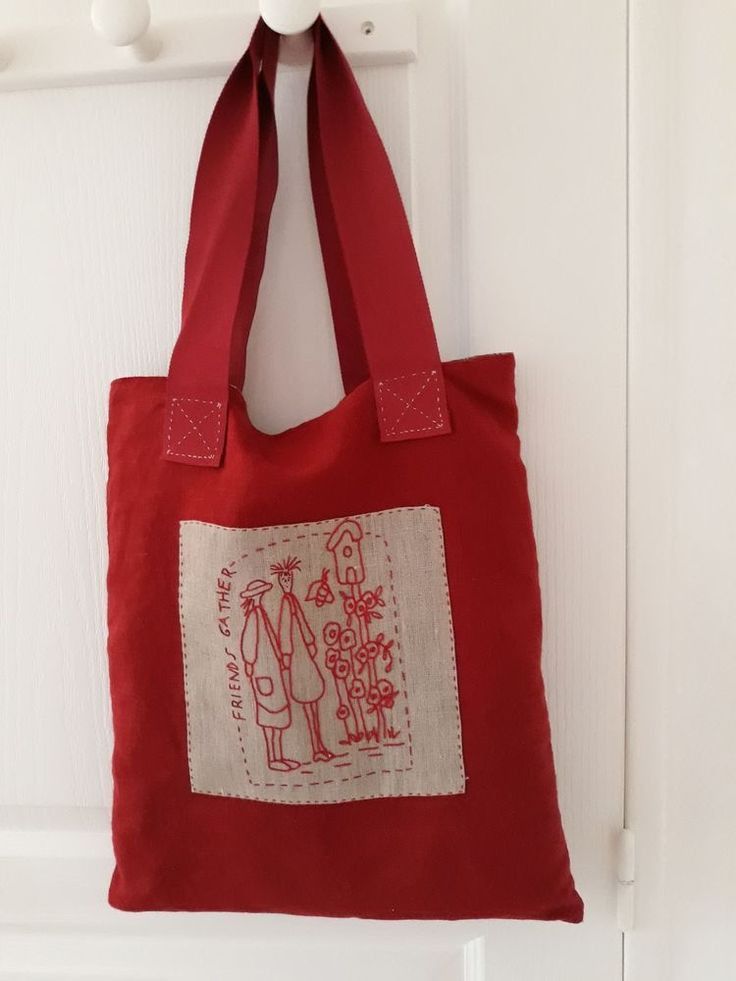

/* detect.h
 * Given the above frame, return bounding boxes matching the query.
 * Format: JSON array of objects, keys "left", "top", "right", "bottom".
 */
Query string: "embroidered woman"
[{"left": 239, "top": 579, "right": 300, "bottom": 772}]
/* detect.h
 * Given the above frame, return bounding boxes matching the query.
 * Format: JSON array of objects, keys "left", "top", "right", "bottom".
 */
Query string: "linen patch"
[{"left": 179, "top": 506, "right": 465, "bottom": 805}]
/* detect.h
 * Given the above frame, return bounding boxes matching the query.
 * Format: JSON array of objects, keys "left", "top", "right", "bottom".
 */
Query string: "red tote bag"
[{"left": 106, "top": 18, "right": 583, "bottom": 921}]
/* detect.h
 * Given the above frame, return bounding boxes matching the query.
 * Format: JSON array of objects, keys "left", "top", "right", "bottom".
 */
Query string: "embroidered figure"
[
  {"left": 239, "top": 579, "right": 300, "bottom": 772},
  {"left": 271, "top": 557, "right": 335, "bottom": 764}
]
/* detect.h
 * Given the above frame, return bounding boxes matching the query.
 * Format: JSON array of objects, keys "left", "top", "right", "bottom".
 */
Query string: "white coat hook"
[
  {"left": 0, "top": 2, "right": 416, "bottom": 93},
  {"left": 91, "top": 0, "right": 160, "bottom": 63},
  {"left": 259, "top": 0, "right": 321, "bottom": 36}
]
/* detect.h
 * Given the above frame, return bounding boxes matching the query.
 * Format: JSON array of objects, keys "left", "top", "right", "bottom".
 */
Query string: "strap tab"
[
  {"left": 375, "top": 369, "right": 449, "bottom": 442},
  {"left": 164, "top": 395, "right": 227, "bottom": 466}
]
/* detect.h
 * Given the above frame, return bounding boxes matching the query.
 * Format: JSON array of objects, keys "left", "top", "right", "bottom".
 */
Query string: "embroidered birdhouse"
[{"left": 326, "top": 519, "right": 365, "bottom": 585}]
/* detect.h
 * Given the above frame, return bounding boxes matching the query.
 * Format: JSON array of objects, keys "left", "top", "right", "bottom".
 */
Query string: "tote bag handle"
[
  {"left": 231, "top": 22, "right": 369, "bottom": 395},
  {"left": 164, "top": 18, "right": 451, "bottom": 467}
]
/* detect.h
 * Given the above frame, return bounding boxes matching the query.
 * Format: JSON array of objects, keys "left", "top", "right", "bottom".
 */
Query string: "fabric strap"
[
  {"left": 232, "top": 22, "right": 368, "bottom": 393},
  {"left": 164, "top": 18, "right": 451, "bottom": 467}
]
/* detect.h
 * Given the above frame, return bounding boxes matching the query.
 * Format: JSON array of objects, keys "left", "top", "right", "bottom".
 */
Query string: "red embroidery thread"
[
  {"left": 271, "top": 556, "right": 335, "bottom": 764},
  {"left": 305, "top": 568, "right": 334, "bottom": 607},
  {"left": 238, "top": 580, "right": 300, "bottom": 772},
  {"left": 223, "top": 517, "right": 411, "bottom": 782},
  {"left": 324, "top": 520, "right": 399, "bottom": 745}
]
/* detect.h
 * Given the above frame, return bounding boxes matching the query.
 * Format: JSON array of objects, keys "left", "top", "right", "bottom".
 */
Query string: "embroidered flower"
[
  {"left": 340, "top": 590, "right": 385, "bottom": 625},
  {"left": 334, "top": 658, "right": 350, "bottom": 680},
  {"left": 323, "top": 622, "right": 341, "bottom": 646},
  {"left": 340, "top": 628, "right": 357, "bottom": 651},
  {"left": 336, "top": 703, "right": 350, "bottom": 721},
  {"left": 376, "top": 634, "right": 394, "bottom": 672},
  {"left": 377, "top": 678, "right": 398, "bottom": 709},
  {"left": 354, "top": 646, "right": 369, "bottom": 674},
  {"left": 349, "top": 679, "right": 366, "bottom": 700},
  {"left": 364, "top": 640, "right": 379, "bottom": 660},
  {"left": 325, "top": 647, "right": 339, "bottom": 670},
  {"left": 366, "top": 685, "right": 381, "bottom": 707},
  {"left": 361, "top": 587, "right": 385, "bottom": 619}
]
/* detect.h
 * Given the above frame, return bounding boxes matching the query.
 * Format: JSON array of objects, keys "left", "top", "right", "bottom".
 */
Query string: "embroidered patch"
[{"left": 178, "top": 506, "right": 465, "bottom": 805}]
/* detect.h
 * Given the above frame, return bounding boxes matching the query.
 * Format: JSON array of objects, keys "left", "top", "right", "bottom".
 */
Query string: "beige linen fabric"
[{"left": 179, "top": 505, "right": 465, "bottom": 804}]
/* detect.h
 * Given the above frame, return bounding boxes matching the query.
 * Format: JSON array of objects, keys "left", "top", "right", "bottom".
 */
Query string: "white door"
[
  {"left": 626, "top": 1, "right": 736, "bottom": 978},
  {"left": 0, "top": 1, "right": 626, "bottom": 978}
]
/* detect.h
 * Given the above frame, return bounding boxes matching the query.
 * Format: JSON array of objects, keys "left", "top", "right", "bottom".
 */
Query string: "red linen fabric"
[{"left": 105, "top": 18, "right": 583, "bottom": 921}]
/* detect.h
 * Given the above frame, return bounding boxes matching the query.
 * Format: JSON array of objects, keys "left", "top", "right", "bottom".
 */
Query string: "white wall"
[{"left": 627, "top": 1, "right": 736, "bottom": 977}]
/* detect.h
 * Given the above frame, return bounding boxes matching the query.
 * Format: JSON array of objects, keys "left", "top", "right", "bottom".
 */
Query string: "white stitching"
[
  {"left": 180, "top": 504, "right": 438, "bottom": 533},
  {"left": 379, "top": 375, "right": 437, "bottom": 431},
  {"left": 433, "top": 507, "right": 465, "bottom": 786},
  {"left": 376, "top": 370, "right": 445, "bottom": 436},
  {"left": 171, "top": 405, "right": 218, "bottom": 453},
  {"left": 166, "top": 398, "right": 221, "bottom": 458},
  {"left": 190, "top": 784, "right": 464, "bottom": 804},
  {"left": 166, "top": 398, "right": 222, "bottom": 460},
  {"left": 179, "top": 530, "right": 194, "bottom": 787}
]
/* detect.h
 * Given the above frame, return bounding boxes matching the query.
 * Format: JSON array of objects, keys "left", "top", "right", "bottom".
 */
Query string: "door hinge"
[{"left": 616, "top": 827, "right": 635, "bottom": 932}]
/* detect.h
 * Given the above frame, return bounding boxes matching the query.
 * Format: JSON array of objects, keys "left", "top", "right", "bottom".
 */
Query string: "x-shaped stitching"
[
  {"left": 379, "top": 373, "right": 443, "bottom": 434},
  {"left": 170, "top": 402, "right": 218, "bottom": 454}
]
